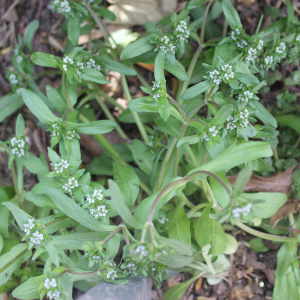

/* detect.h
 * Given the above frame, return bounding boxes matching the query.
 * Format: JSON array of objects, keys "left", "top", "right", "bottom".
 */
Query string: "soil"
[{"left": 0, "top": 0, "right": 298, "bottom": 299}]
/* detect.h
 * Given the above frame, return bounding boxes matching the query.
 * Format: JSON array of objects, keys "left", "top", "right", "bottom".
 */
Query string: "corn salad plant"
[{"left": 1, "top": 0, "right": 300, "bottom": 299}]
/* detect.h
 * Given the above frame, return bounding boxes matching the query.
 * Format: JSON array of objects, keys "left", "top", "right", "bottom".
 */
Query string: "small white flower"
[
  {"left": 232, "top": 203, "right": 252, "bottom": 218},
  {"left": 296, "top": 34, "right": 300, "bottom": 43},
  {"left": 66, "top": 129, "right": 76, "bottom": 140},
  {"left": 158, "top": 217, "right": 168, "bottom": 224},
  {"left": 89, "top": 205, "right": 109, "bottom": 218},
  {"left": 175, "top": 20, "right": 190, "bottom": 42},
  {"left": 209, "top": 69, "right": 222, "bottom": 85},
  {"left": 127, "top": 262, "right": 137, "bottom": 273},
  {"left": 16, "top": 55, "right": 23, "bottom": 63},
  {"left": 276, "top": 42, "right": 286, "bottom": 54},
  {"left": 153, "top": 94, "right": 160, "bottom": 101},
  {"left": 63, "top": 64, "right": 68, "bottom": 71},
  {"left": 134, "top": 245, "right": 149, "bottom": 257},
  {"left": 53, "top": 158, "right": 70, "bottom": 174},
  {"left": 10, "top": 137, "right": 26, "bottom": 157},
  {"left": 264, "top": 56, "right": 273, "bottom": 68},
  {"left": 62, "top": 177, "right": 79, "bottom": 193},
  {"left": 106, "top": 270, "right": 117, "bottom": 280},
  {"left": 148, "top": 136, "right": 154, "bottom": 147}
]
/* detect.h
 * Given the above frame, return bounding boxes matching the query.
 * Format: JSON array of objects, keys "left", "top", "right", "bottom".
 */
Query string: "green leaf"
[
  {"left": 68, "top": 15, "right": 80, "bottom": 45},
  {"left": 106, "top": 234, "right": 120, "bottom": 259},
  {"left": 232, "top": 165, "right": 252, "bottom": 199},
  {"left": 194, "top": 204, "right": 212, "bottom": 248},
  {"left": 108, "top": 180, "right": 142, "bottom": 229},
  {"left": 157, "top": 253, "right": 194, "bottom": 269},
  {"left": 262, "top": 17, "right": 287, "bottom": 37},
  {"left": 15, "top": 114, "right": 25, "bottom": 138},
  {"left": 182, "top": 80, "right": 212, "bottom": 100},
  {"left": 66, "top": 78, "right": 78, "bottom": 107},
  {"left": 12, "top": 274, "right": 46, "bottom": 300},
  {"left": 18, "top": 152, "right": 49, "bottom": 175},
  {"left": 113, "top": 158, "right": 139, "bottom": 208},
  {"left": 154, "top": 50, "right": 165, "bottom": 82},
  {"left": 222, "top": 0, "right": 242, "bottom": 29},
  {"left": 251, "top": 101, "right": 277, "bottom": 128},
  {"left": 0, "top": 94, "right": 24, "bottom": 123},
  {"left": 240, "top": 192, "right": 287, "bottom": 218},
  {"left": 0, "top": 244, "right": 32, "bottom": 286},
  {"left": 158, "top": 95, "right": 171, "bottom": 121},
  {"left": 132, "top": 139, "right": 153, "bottom": 176},
  {"left": 98, "top": 57, "right": 136, "bottom": 76},
  {"left": 155, "top": 116, "right": 182, "bottom": 139},
  {"left": 120, "top": 34, "right": 156, "bottom": 60},
  {"left": 128, "top": 97, "right": 184, "bottom": 121},
  {"left": 24, "top": 192, "right": 57, "bottom": 209},
  {"left": 276, "top": 114, "right": 300, "bottom": 135},
  {"left": 223, "top": 234, "right": 238, "bottom": 254},
  {"left": 165, "top": 59, "right": 189, "bottom": 81},
  {"left": 169, "top": 203, "right": 191, "bottom": 245},
  {"left": 46, "top": 86, "right": 68, "bottom": 115},
  {"left": 187, "top": 142, "right": 272, "bottom": 178},
  {"left": 45, "top": 188, "right": 116, "bottom": 232},
  {"left": 249, "top": 237, "right": 270, "bottom": 252},
  {"left": 187, "top": 0, "right": 207, "bottom": 9},
  {"left": 20, "top": 89, "right": 59, "bottom": 124},
  {"left": 32, "top": 181, "right": 61, "bottom": 194},
  {"left": 44, "top": 240, "right": 60, "bottom": 268},
  {"left": 163, "top": 276, "right": 197, "bottom": 300},
  {"left": 81, "top": 68, "right": 110, "bottom": 85},
  {"left": 24, "top": 20, "right": 39, "bottom": 52},
  {"left": 156, "top": 236, "right": 193, "bottom": 256},
  {"left": 209, "top": 218, "right": 226, "bottom": 256},
  {"left": 73, "top": 120, "right": 117, "bottom": 135},
  {"left": 210, "top": 104, "right": 234, "bottom": 127},
  {"left": 210, "top": 172, "right": 231, "bottom": 208},
  {"left": 2, "top": 202, "right": 32, "bottom": 229},
  {"left": 30, "top": 52, "right": 61, "bottom": 68},
  {"left": 177, "top": 135, "right": 201, "bottom": 147}
]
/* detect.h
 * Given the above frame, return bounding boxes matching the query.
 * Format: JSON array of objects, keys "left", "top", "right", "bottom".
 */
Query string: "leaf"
[
  {"left": 12, "top": 275, "right": 46, "bottom": 300},
  {"left": 46, "top": 86, "right": 68, "bottom": 115},
  {"left": 30, "top": 52, "right": 61, "bottom": 68},
  {"left": 106, "top": 234, "right": 120, "bottom": 259},
  {"left": 120, "top": 34, "right": 156, "bottom": 60},
  {"left": 194, "top": 204, "right": 212, "bottom": 248},
  {"left": 181, "top": 80, "right": 212, "bottom": 100},
  {"left": 187, "top": 0, "right": 207, "bottom": 9},
  {"left": 154, "top": 50, "right": 165, "bottom": 82},
  {"left": 24, "top": 20, "right": 39, "bottom": 52},
  {"left": 155, "top": 116, "right": 182, "bottom": 139},
  {"left": 132, "top": 139, "right": 153, "bottom": 176},
  {"left": 44, "top": 240, "right": 60, "bottom": 268},
  {"left": 239, "top": 192, "right": 288, "bottom": 218},
  {"left": 210, "top": 172, "right": 231, "bottom": 208},
  {"left": 227, "top": 166, "right": 294, "bottom": 194},
  {"left": 232, "top": 165, "right": 252, "bottom": 199},
  {"left": 0, "top": 94, "right": 24, "bottom": 123},
  {"left": 187, "top": 142, "right": 272, "bottom": 178},
  {"left": 208, "top": 218, "right": 226, "bottom": 256},
  {"left": 158, "top": 95, "right": 171, "bottom": 121},
  {"left": 128, "top": 97, "right": 183, "bottom": 121},
  {"left": 0, "top": 244, "right": 32, "bottom": 286},
  {"left": 163, "top": 276, "right": 197, "bottom": 300},
  {"left": 165, "top": 59, "right": 190, "bottom": 81},
  {"left": 99, "top": 57, "right": 136, "bottom": 76},
  {"left": 235, "top": 72, "right": 259, "bottom": 85},
  {"left": 113, "top": 158, "right": 139, "bottom": 208},
  {"left": 25, "top": 192, "right": 58, "bottom": 209},
  {"left": 2, "top": 202, "right": 32, "bottom": 229},
  {"left": 157, "top": 253, "right": 194, "bottom": 269},
  {"left": 222, "top": 0, "right": 242, "bottom": 29},
  {"left": 68, "top": 15, "right": 80, "bottom": 45},
  {"left": 156, "top": 236, "right": 193, "bottom": 256},
  {"left": 20, "top": 89, "right": 59, "bottom": 124},
  {"left": 81, "top": 68, "right": 110, "bottom": 85},
  {"left": 18, "top": 152, "right": 49, "bottom": 175},
  {"left": 252, "top": 101, "right": 277, "bottom": 128},
  {"left": 169, "top": 203, "right": 191, "bottom": 245},
  {"left": 15, "top": 114, "right": 25, "bottom": 139},
  {"left": 249, "top": 238, "right": 270, "bottom": 253},
  {"left": 73, "top": 120, "right": 117, "bottom": 134},
  {"left": 276, "top": 114, "right": 300, "bottom": 135},
  {"left": 45, "top": 188, "right": 116, "bottom": 232},
  {"left": 223, "top": 234, "right": 238, "bottom": 254},
  {"left": 108, "top": 180, "right": 142, "bottom": 229}
]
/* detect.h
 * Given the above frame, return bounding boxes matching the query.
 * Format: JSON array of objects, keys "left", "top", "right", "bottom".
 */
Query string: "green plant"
[{"left": 1, "top": 0, "right": 300, "bottom": 299}]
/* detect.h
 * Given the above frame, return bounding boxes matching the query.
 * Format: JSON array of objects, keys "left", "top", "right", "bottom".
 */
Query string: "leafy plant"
[{"left": 1, "top": 0, "right": 300, "bottom": 299}]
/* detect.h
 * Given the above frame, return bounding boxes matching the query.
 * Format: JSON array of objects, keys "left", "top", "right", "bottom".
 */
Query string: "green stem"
[
  {"left": 273, "top": 147, "right": 279, "bottom": 161},
  {"left": 275, "top": 105, "right": 300, "bottom": 117},
  {"left": 173, "top": 123, "right": 188, "bottom": 177},
  {"left": 97, "top": 89, "right": 125, "bottom": 110},
  {"left": 222, "top": 19, "right": 228, "bottom": 38},
  {"left": 167, "top": 94, "right": 186, "bottom": 119},
  {"left": 101, "top": 226, "right": 122, "bottom": 244},
  {"left": 187, "top": 203, "right": 209, "bottom": 218},
  {"left": 121, "top": 75, "right": 149, "bottom": 144},
  {"left": 200, "top": 0, "right": 213, "bottom": 45},
  {"left": 179, "top": 192, "right": 195, "bottom": 209},
  {"left": 62, "top": 72, "right": 72, "bottom": 109},
  {"left": 185, "top": 144, "right": 199, "bottom": 166},
  {"left": 11, "top": 162, "right": 21, "bottom": 199},
  {"left": 156, "top": 138, "right": 177, "bottom": 191}
]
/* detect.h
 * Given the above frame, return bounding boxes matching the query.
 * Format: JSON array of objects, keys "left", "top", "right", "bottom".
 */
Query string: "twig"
[{"left": 0, "top": 0, "right": 21, "bottom": 24}]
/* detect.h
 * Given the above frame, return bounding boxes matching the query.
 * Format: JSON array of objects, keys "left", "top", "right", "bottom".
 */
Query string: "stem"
[
  {"left": 222, "top": 19, "right": 228, "bottom": 38},
  {"left": 62, "top": 72, "right": 72, "bottom": 109},
  {"left": 273, "top": 147, "right": 279, "bottom": 161},
  {"left": 97, "top": 89, "right": 125, "bottom": 110},
  {"left": 121, "top": 75, "right": 149, "bottom": 144},
  {"left": 167, "top": 94, "right": 186, "bottom": 119},
  {"left": 185, "top": 145, "right": 199, "bottom": 166},
  {"left": 179, "top": 192, "right": 195, "bottom": 209},
  {"left": 28, "top": 70, "right": 62, "bottom": 78},
  {"left": 156, "top": 138, "right": 177, "bottom": 191},
  {"left": 187, "top": 203, "right": 209, "bottom": 218},
  {"left": 186, "top": 100, "right": 206, "bottom": 120},
  {"left": 11, "top": 162, "right": 21, "bottom": 199},
  {"left": 275, "top": 105, "right": 300, "bottom": 117},
  {"left": 173, "top": 123, "right": 188, "bottom": 177},
  {"left": 200, "top": 0, "right": 213, "bottom": 45},
  {"left": 122, "top": 227, "right": 130, "bottom": 244},
  {"left": 101, "top": 226, "right": 122, "bottom": 244}
]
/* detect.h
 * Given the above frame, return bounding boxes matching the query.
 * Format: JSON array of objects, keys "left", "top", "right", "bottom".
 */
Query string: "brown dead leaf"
[
  {"left": 270, "top": 198, "right": 299, "bottom": 227},
  {"left": 261, "top": 268, "right": 275, "bottom": 285},
  {"left": 245, "top": 252, "right": 266, "bottom": 270},
  {"left": 195, "top": 277, "right": 203, "bottom": 291},
  {"left": 227, "top": 166, "right": 295, "bottom": 194},
  {"left": 167, "top": 275, "right": 182, "bottom": 288}
]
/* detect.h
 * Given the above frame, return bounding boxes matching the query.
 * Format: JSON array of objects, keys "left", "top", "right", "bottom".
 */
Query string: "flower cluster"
[
  {"left": 50, "top": 123, "right": 62, "bottom": 138},
  {"left": 151, "top": 81, "right": 161, "bottom": 101},
  {"left": 10, "top": 136, "right": 26, "bottom": 157},
  {"left": 86, "top": 58, "right": 101, "bottom": 71},
  {"left": 44, "top": 278, "right": 61, "bottom": 299},
  {"left": 203, "top": 126, "right": 219, "bottom": 142},
  {"left": 126, "top": 262, "right": 137, "bottom": 274},
  {"left": 276, "top": 42, "right": 286, "bottom": 55},
  {"left": 208, "top": 69, "right": 222, "bottom": 85},
  {"left": 232, "top": 203, "right": 252, "bottom": 218},
  {"left": 8, "top": 73, "right": 18, "bottom": 85},
  {"left": 85, "top": 189, "right": 110, "bottom": 219},
  {"left": 158, "top": 217, "right": 169, "bottom": 224},
  {"left": 148, "top": 135, "right": 154, "bottom": 147},
  {"left": 23, "top": 218, "right": 44, "bottom": 246},
  {"left": 61, "top": 177, "right": 79, "bottom": 193},
  {"left": 296, "top": 34, "right": 300, "bottom": 43},
  {"left": 245, "top": 39, "right": 264, "bottom": 62},
  {"left": 65, "top": 129, "right": 77, "bottom": 140},
  {"left": 174, "top": 20, "right": 190, "bottom": 43},
  {"left": 106, "top": 270, "right": 117, "bottom": 280},
  {"left": 230, "top": 28, "right": 248, "bottom": 49},
  {"left": 131, "top": 245, "right": 149, "bottom": 258},
  {"left": 52, "top": 0, "right": 71, "bottom": 14},
  {"left": 261, "top": 55, "right": 274, "bottom": 69},
  {"left": 159, "top": 35, "right": 176, "bottom": 54},
  {"left": 225, "top": 109, "right": 250, "bottom": 131},
  {"left": 237, "top": 90, "right": 254, "bottom": 102},
  {"left": 52, "top": 159, "right": 70, "bottom": 174},
  {"left": 221, "top": 63, "right": 234, "bottom": 81},
  {"left": 62, "top": 55, "right": 74, "bottom": 72}
]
